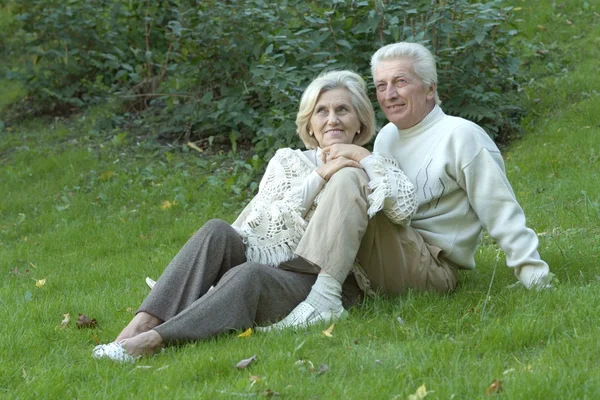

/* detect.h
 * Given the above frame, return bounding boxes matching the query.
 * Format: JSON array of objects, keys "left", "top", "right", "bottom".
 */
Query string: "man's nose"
[{"left": 386, "top": 84, "right": 398, "bottom": 99}]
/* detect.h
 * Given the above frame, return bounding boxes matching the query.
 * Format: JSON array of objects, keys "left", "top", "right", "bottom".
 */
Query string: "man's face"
[{"left": 374, "top": 58, "right": 435, "bottom": 130}]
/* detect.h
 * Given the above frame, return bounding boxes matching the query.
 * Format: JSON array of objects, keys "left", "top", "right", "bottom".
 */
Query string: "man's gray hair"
[
  {"left": 296, "top": 70, "right": 376, "bottom": 149},
  {"left": 371, "top": 42, "right": 441, "bottom": 105}
]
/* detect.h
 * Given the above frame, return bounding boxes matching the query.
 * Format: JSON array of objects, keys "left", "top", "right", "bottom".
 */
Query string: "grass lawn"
[{"left": 1, "top": 0, "right": 599, "bottom": 398}]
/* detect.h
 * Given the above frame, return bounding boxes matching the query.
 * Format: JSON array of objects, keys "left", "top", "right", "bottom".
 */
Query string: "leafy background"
[{"left": 3, "top": 0, "right": 523, "bottom": 162}]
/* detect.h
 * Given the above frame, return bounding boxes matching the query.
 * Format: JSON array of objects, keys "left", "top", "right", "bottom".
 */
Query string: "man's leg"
[{"left": 357, "top": 213, "right": 458, "bottom": 294}]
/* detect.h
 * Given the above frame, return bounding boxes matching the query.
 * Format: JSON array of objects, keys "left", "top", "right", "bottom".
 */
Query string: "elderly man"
[
  {"left": 360, "top": 42, "right": 550, "bottom": 292},
  {"left": 263, "top": 42, "right": 550, "bottom": 330}
]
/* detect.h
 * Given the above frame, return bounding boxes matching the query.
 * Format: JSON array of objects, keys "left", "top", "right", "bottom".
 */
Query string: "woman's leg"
[
  {"left": 115, "top": 219, "right": 246, "bottom": 341},
  {"left": 266, "top": 168, "right": 369, "bottom": 329},
  {"left": 153, "top": 262, "right": 317, "bottom": 343},
  {"left": 295, "top": 167, "right": 370, "bottom": 283},
  {"left": 107, "top": 264, "right": 362, "bottom": 358}
]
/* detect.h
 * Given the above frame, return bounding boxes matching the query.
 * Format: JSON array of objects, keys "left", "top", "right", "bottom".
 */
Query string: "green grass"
[{"left": 1, "top": 0, "right": 600, "bottom": 398}]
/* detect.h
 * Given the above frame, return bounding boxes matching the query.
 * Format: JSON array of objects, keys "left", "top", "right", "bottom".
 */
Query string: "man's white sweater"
[{"left": 374, "top": 105, "right": 549, "bottom": 287}]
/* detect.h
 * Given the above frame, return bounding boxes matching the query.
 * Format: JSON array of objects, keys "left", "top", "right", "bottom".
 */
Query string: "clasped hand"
[{"left": 316, "top": 144, "right": 372, "bottom": 181}]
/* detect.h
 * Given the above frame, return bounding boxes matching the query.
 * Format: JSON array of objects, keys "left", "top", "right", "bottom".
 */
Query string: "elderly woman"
[{"left": 92, "top": 70, "right": 417, "bottom": 362}]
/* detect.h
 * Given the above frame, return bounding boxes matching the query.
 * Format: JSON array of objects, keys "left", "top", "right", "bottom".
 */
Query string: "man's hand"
[
  {"left": 316, "top": 156, "right": 361, "bottom": 181},
  {"left": 321, "top": 144, "right": 372, "bottom": 164}
]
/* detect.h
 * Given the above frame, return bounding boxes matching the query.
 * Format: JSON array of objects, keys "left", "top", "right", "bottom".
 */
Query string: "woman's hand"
[
  {"left": 316, "top": 156, "right": 361, "bottom": 181},
  {"left": 321, "top": 143, "right": 371, "bottom": 164}
]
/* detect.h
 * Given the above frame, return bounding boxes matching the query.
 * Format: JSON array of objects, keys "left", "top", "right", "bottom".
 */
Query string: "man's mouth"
[{"left": 387, "top": 104, "right": 405, "bottom": 110}]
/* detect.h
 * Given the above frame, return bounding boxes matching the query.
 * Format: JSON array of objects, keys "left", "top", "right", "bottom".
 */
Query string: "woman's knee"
[
  {"left": 198, "top": 218, "right": 237, "bottom": 239},
  {"left": 221, "top": 262, "right": 272, "bottom": 282},
  {"left": 327, "top": 167, "right": 369, "bottom": 194}
]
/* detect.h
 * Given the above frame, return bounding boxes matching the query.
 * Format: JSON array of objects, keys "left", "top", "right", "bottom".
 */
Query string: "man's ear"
[{"left": 426, "top": 83, "right": 436, "bottom": 101}]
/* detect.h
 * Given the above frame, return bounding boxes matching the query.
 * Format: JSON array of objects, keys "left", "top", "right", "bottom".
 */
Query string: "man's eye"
[{"left": 377, "top": 84, "right": 386, "bottom": 91}]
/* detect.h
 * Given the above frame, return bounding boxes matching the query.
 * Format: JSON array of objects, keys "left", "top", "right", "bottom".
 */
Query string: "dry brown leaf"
[
  {"left": 60, "top": 313, "right": 70, "bottom": 328},
  {"left": 485, "top": 379, "right": 503, "bottom": 396},
  {"left": 322, "top": 323, "right": 335, "bottom": 338},
  {"left": 76, "top": 313, "right": 98, "bottom": 329},
  {"left": 237, "top": 328, "right": 253, "bottom": 338},
  {"left": 236, "top": 354, "right": 257, "bottom": 369}
]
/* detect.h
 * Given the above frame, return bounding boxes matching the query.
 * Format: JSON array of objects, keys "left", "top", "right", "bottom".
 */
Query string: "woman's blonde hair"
[{"left": 296, "top": 70, "right": 376, "bottom": 149}]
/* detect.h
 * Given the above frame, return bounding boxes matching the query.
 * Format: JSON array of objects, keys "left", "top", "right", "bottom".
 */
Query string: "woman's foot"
[
  {"left": 121, "top": 330, "right": 164, "bottom": 358},
  {"left": 92, "top": 330, "right": 164, "bottom": 363},
  {"left": 115, "top": 312, "right": 162, "bottom": 342}
]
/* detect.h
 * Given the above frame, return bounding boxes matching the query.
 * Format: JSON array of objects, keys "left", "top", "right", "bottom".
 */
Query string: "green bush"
[{"left": 4, "top": 0, "right": 523, "bottom": 154}]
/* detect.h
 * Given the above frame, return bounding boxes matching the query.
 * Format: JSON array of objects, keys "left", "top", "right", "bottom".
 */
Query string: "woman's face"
[{"left": 309, "top": 88, "right": 361, "bottom": 148}]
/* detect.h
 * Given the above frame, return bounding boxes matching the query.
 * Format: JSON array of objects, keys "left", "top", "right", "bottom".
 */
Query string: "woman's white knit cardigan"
[{"left": 232, "top": 148, "right": 417, "bottom": 291}]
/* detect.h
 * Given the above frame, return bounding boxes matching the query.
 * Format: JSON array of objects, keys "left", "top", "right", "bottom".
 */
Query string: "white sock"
[{"left": 305, "top": 272, "right": 344, "bottom": 314}]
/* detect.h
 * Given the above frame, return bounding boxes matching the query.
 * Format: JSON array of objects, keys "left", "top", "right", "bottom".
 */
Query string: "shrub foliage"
[{"left": 3, "top": 0, "right": 523, "bottom": 154}]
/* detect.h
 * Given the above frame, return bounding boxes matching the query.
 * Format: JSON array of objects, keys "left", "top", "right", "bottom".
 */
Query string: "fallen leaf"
[
  {"left": 485, "top": 379, "right": 503, "bottom": 396},
  {"left": 100, "top": 171, "right": 115, "bottom": 181},
  {"left": 91, "top": 332, "right": 100, "bottom": 344},
  {"left": 237, "top": 328, "right": 253, "bottom": 338},
  {"left": 187, "top": 142, "right": 204, "bottom": 153},
  {"left": 236, "top": 354, "right": 257, "bottom": 369},
  {"left": 76, "top": 313, "right": 98, "bottom": 329},
  {"left": 294, "top": 359, "right": 315, "bottom": 373},
  {"left": 60, "top": 313, "right": 70, "bottom": 328},
  {"left": 408, "top": 384, "right": 432, "bottom": 400},
  {"left": 565, "top": 19, "right": 572, "bottom": 25},
  {"left": 160, "top": 200, "right": 175, "bottom": 209},
  {"left": 249, "top": 375, "right": 262, "bottom": 386},
  {"left": 322, "top": 323, "right": 335, "bottom": 338},
  {"left": 317, "top": 364, "right": 329, "bottom": 375},
  {"left": 35, "top": 278, "right": 46, "bottom": 288}
]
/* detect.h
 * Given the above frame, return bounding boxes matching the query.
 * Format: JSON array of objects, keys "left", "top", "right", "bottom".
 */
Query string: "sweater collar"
[{"left": 396, "top": 105, "right": 445, "bottom": 137}]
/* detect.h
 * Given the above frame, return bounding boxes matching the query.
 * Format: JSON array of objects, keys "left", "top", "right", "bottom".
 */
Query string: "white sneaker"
[
  {"left": 92, "top": 341, "right": 139, "bottom": 363},
  {"left": 255, "top": 301, "right": 348, "bottom": 332},
  {"left": 145, "top": 277, "right": 156, "bottom": 290}
]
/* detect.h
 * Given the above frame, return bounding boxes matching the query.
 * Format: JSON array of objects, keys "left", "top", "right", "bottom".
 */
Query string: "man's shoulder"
[{"left": 438, "top": 114, "right": 496, "bottom": 147}]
